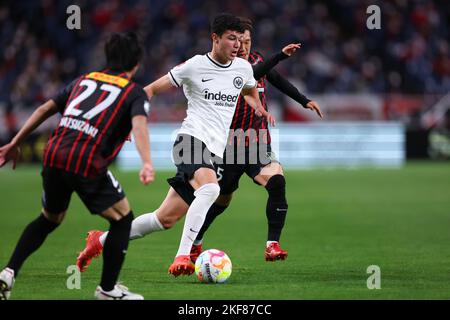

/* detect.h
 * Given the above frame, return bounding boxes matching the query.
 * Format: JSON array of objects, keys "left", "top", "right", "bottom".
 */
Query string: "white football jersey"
[{"left": 168, "top": 53, "right": 256, "bottom": 157}]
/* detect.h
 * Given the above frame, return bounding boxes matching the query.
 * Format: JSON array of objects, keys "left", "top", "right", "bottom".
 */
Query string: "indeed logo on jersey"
[{"left": 203, "top": 89, "right": 239, "bottom": 107}]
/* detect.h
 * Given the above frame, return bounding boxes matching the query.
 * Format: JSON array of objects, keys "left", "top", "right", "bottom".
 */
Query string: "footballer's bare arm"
[
  {"left": 0, "top": 100, "right": 59, "bottom": 169},
  {"left": 241, "top": 86, "right": 276, "bottom": 126},
  {"left": 144, "top": 75, "right": 174, "bottom": 99},
  {"left": 132, "top": 115, "right": 155, "bottom": 185}
]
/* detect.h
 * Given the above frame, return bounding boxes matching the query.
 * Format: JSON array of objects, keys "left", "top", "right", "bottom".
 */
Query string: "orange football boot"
[
  {"left": 77, "top": 230, "right": 104, "bottom": 272},
  {"left": 265, "top": 242, "right": 288, "bottom": 261},
  {"left": 168, "top": 255, "right": 195, "bottom": 277}
]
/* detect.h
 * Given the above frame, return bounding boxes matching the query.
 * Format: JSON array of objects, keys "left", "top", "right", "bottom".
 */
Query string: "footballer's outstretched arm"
[
  {"left": 266, "top": 70, "right": 323, "bottom": 119},
  {"left": 0, "top": 100, "right": 59, "bottom": 169},
  {"left": 241, "top": 86, "right": 276, "bottom": 126},
  {"left": 131, "top": 115, "right": 155, "bottom": 185},
  {"left": 253, "top": 43, "right": 301, "bottom": 80},
  {"left": 144, "top": 75, "right": 174, "bottom": 99}
]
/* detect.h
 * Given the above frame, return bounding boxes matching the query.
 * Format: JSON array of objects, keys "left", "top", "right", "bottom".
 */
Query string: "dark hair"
[
  {"left": 104, "top": 31, "right": 143, "bottom": 72},
  {"left": 238, "top": 16, "right": 253, "bottom": 33},
  {"left": 211, "top": 13, "right": 244, "bottom": 36}
]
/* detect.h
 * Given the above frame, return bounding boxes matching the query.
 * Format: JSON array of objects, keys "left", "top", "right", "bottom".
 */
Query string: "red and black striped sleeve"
[{"left": 51, "top": 76, "right": 83, "bottom": 113}]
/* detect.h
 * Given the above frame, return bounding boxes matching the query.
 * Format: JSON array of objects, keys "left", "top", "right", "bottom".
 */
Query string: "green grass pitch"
[{"left": 0, "top": 162, "right": 449, "bottom": 299}]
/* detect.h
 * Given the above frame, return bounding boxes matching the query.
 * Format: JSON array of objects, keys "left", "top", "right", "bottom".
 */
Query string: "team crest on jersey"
[{"left": 233, "top": 76, "right": 243, "bottom": 89}]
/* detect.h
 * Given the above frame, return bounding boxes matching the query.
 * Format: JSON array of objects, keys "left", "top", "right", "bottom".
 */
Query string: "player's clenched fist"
[{"left": 140, "top": 162, "right": 155, "bottom": 185}]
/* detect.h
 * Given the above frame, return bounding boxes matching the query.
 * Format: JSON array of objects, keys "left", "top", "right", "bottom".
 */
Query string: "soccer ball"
[{"left": 195, "top": 249, "right": 232, "bottom": 283}]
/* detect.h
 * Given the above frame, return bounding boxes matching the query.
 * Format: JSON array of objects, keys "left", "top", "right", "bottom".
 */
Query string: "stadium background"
[{"left": 0, "top": 0, "right": 449, "bottom": 300}]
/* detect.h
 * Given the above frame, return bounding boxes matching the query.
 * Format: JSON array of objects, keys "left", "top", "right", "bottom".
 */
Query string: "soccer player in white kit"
[{"left": 76, "top": 13, "right": 275, "bottom": 276}]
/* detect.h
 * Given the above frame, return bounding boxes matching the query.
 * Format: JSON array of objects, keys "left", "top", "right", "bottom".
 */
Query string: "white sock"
[
  {"left": 129, "top": 211, "right": 165, "bottom": 240},
  {"left": 99, "top": 232, "right": 107, "bottom": 246},
  {"left": 99, "top": 211, "right": 165, "bottom": 246},
  {"left": 175, "top": 183, "right": 220, "bottom": 257}
]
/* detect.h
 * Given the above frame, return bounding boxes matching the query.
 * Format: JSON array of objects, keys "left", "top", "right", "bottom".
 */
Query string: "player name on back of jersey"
[{"left": 58, "top": 116, "right": 99, "bottom": 138}]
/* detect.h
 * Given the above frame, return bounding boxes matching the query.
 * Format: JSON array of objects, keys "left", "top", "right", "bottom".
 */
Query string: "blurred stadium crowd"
[{"left": 0, "top": 0, "right": 449, "bottom": 147}]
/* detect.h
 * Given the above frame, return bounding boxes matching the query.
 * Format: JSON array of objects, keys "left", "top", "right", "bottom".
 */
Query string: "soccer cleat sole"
[
  {"left": 0, "top": 280, "right": 9, "bottom": 300},
  {"left": 169, "top": 269, "right": 194, "bottom": 277},
  {"left": 168, "top": 265, "right": 195, "bottom": 277},
  {"left": 265, "top": 254, "right": 288, "bottom": 262}
]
